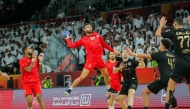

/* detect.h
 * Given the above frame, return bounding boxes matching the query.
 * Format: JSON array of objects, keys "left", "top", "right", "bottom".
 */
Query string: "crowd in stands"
[{"left": 0, "top": 0, "right": 190, "bottom": 75}]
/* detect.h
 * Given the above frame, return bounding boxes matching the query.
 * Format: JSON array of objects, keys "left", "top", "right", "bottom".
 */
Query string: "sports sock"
[
  {"left": 106, "top": 85, "right": 110, "bottom": 89},
  {"left": 69, "top": 86, "right": 73, "bottom": 90},
  {"left": 28, "top": 108, "right": 32, "bottom": 109}
]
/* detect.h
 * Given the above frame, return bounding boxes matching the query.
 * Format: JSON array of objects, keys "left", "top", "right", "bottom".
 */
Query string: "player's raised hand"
[
  {"left": 38, "top": 54, "right": 43, "bottom": 63},
  {"left": 114, "top": 51, "right": 120, "bottom": 56},
  {"left": 66, "top": 34, "right": 70, "bottom": 39},
  {"left": 187, "top": 16, "right": 190, "bottom": 25},
  {"left": 119, "top": 62, "right": 125, "bottom": 69},
  {"left": 126, "top": 49, "right": 133, "bottom": 56},
  {"left": 32, "top": 52, "right": 37, "bottom": 59},
  {"left": 160, "top": 17, "right": 167, "bottom": 27},
  {"left": 1, "top": 72, "right": 10, "bottom": 80}
]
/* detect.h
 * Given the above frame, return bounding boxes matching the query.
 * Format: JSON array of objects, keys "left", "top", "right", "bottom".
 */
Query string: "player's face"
[
  {"left": 122, "top": 50, "right": 129, "bottom": 58},
  {"left": 84, "top": 25, "right": 92, "bottom": 34},
  {"left": 109, "top": 52, "right": 115, "bottom": 60},
  {"left": 26, "top": 47, "right": 33, "bottom": 55}
]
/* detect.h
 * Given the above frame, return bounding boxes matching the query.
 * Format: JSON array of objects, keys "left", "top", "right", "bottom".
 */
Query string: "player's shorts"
[
  {"left": 22, "top": 82, "right": 42, "bottom": 97},
  {"left": 84, "top": 59, "right": 106, "bottom": 70},
  {"left": 119, "top": 79, "right": 138, "bottom": 96},
  {"left": 147, "top": 79, "right": 167, "bottom": 94},
  {"left": 171, "top": 62, "right": 190, "bottom": 83},
  {"left": 111, "top": 83, "right": 121, "bottom": 92}
]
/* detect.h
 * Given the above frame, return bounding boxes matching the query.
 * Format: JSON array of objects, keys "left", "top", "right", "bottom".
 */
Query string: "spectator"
[
  {"left": 147, "top": 48, "right": 158, "bottom": 67},
  {"left": 10, "top": 66, "right": 20, "bottom": 75},
  {"left": 41, "top": 75, "right": 54, "bottom": 88},
  {"left": 4, "top": 53, "right": 13, "bottom": 74},
  {"left": 57, "top": 10, "right": 65, "bottom": 19}
]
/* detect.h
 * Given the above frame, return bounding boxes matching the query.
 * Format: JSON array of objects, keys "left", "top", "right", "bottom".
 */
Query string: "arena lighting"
[
  {"left": 7, "top": 77, "right": 14, "bottom": 89},
  {"left": 56, "top": 74, "right": 63, "bottom": 87}
]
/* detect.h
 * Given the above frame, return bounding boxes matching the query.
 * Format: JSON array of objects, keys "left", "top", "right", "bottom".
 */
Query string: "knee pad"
[
  {"left": 172, "top": 96, "right": 177, "bottom": 108},
  {"left": 77, "top": 77, "right": 82, "bottom": 82}
]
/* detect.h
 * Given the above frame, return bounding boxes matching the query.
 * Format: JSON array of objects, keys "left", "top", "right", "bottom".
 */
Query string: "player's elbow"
[
  {"left": 155, "top": 32, "right": 162, "bottom": 37},
  {"left": 24, "top": 68, "right": 31, "bottom": 72}
]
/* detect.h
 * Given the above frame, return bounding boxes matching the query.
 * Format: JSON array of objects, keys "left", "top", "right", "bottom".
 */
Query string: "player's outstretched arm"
[
  {"left": 113, "top": 62, "right": 124, "bottom": 74},
  {"left": 155, "top": 17, "right": 167, "bottom": 37},
  {"left": 65, "top": 34, "right": 82, "bottom": 48},
  {"left": 0, "top": 71, "right": 10, "bottom": 80},
  {"left": 99, "top": 35, "right": 114, "bottom": 52},
  {"left": 126, "top": 49, "right": 152, "bottom": 59}
]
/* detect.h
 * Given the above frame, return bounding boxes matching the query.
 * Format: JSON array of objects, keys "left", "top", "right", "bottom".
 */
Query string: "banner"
[
  {"left": 9, "top": 84, "right": 190, "bottom": 109},
  {"left": 43, "top": 35, "right": 79, "bottom": 72}
]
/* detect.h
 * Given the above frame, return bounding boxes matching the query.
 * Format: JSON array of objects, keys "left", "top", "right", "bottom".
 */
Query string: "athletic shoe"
[{"left": 64, "top": 89, "right": 72, "bottom": 96}]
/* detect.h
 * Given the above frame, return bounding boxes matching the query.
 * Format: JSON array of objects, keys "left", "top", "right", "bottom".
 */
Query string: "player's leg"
[
  {"left": 165, "top": 64, "right": 188, "bottom": 109},
  {"left": 142, "top": 87, "right": 152, "bottom": 109},
  {"left": 26, "top": 95, "right": 33, "bottom": 109},
  {"left": 97, "top": 60, "right": 116, "bottom": 93},
  {"left": 118, "top": 82, "right": 128, "bottom": 109},
  {"left": 23, "top": 84, "right": 33, "bottom": 109},
  {"left": 185, "top": 69, "right": 190, "bottom": 93},
  {"left": 127, "top": 79, "right": 138, "bottom": 109},
  {"left": 99, "top": 68, "right": 110, "bottom": 88},
  {"left": 36, "top": 94, "right": 45, "bottom": 109},
  {"left": 33, "top": 83, "right": 45, "bottom": 109},
  {"left": 64, "top": 68, "right": 90, "bottom": 96},
  {"left": 143, "top": 80, "right": 165, "bottom": 109},
  {"left": 127, "top": 89, "right": 135, "bottom": 109},
  {"left": 108, "top": 93, "right": 115, "bottom": 109},
  {"left": 118, "top": 95, "right": 127, "bottom": 109}
]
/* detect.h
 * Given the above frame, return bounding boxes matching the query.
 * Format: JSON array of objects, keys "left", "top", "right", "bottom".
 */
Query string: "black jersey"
[
  {"left": 151, "top": 51, "right": 175, "bottom": 83},
  {"left": 115, "top": 58, "right": 139, "bottom": 81},
  {"left": 161, "top": 28, "right": 190, "bottom": 62}
]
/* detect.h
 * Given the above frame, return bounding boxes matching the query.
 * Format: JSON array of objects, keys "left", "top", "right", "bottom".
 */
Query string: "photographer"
[{"left": 41, "top": 75, "right": 54, "bottom": 88}]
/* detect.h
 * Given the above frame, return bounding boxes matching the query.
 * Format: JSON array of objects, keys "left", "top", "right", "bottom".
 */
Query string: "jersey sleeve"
[
  {"left": 99, "top": 35, "right": 114, "bottom": 52},
  {"left": 115, "top": 61, "right": 121, "bottom": 67},
  {"left": 150, "top": 52, "right": 162, "bottom": 61},
  {"left": 66, "top": 38, "right": 82, "bottom": 48},
  {"left": 161, "top": 31, "right": 173, "bottom": 40},
  {"left": 19, "top": 59, "right": 28, "bottom": 70}
]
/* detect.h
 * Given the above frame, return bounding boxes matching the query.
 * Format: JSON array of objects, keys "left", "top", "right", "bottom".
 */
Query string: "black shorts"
[
  {"left": 171, "top": 62, "right": 190, "bottom": 83},
  {"left": 119, "top": 79, "right": 138, "bottom": 96},
  {"left": 147, "top": 79, "right": 167, "bottom": 94}
]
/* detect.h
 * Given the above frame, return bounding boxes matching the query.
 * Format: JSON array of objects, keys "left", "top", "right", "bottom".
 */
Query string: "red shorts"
[
  {"left": 84, "top": 59, "right": 106, "bottom": 70},
  {"left": 22, "top": 82, "right": 42, "bottom": 97},
  {"left": 111, "top": 83, "right": 121, "bottom": 92}
]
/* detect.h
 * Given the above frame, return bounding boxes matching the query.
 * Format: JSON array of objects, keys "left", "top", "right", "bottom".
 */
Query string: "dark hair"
[
  {"left": 151, "top": 48, "right": 155, "bottom": 51},
  {"left": 174, "top": 17, "right": 183, "bottom": 25},
  {"left": 22, "top": 46, "right": 28, "bottom": 54},
  {"left": 83, "top": 23, "right": 91, "bottom": 29},
  {"left": 97, "top": 70, "right": 101, "bottom": 74},
  {"left": 161, "top": 38, "right": 172, "bottom": 49},
  {"left": 138, "top": 43, "right": 141, "bottom": 46}
]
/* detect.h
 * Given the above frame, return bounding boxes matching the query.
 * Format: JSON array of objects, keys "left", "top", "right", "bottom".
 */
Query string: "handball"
[{"left": 62, "top": 31, "right": 70, "bottom": 38}]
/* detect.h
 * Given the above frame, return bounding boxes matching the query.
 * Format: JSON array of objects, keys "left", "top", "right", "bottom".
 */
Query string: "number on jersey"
[
  {"left": 177, "top": 35, "right": 190, "bottom": 48},
  {"left": 168, "top": 58, "right": 174, "bottom": 69}
]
